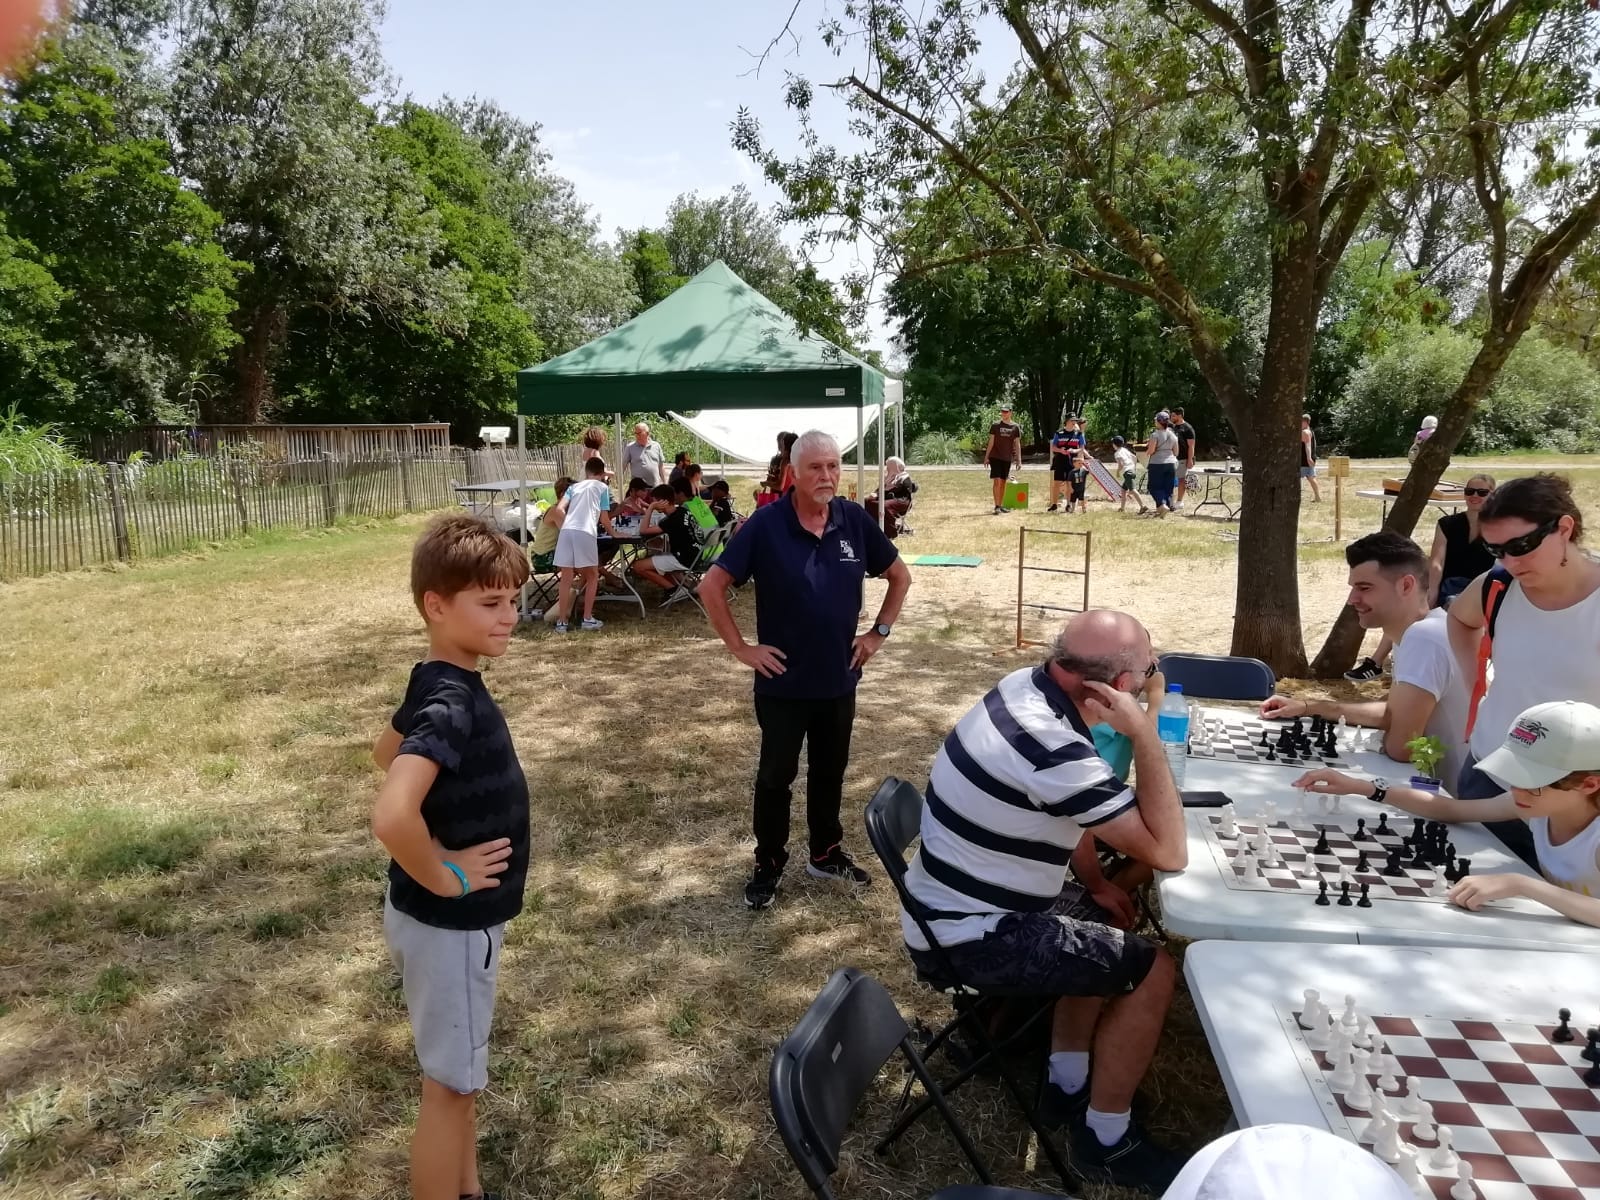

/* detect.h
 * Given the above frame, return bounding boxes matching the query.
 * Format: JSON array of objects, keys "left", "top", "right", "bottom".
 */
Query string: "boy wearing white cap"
[{"left": 1292, "top": 700, "right": 1600, "bottom": 925}]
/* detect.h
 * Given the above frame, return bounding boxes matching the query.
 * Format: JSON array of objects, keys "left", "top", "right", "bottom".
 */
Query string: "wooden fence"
[
  {"left": 0, "top": 448, "right": 563, "bottom": 581},
  {"left": 73, "top": 423, "right": 454, "bottom": 463}
]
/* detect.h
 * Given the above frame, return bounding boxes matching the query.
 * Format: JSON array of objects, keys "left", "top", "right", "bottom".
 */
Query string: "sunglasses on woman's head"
[
  {"left": 1483, "top": 518, "right": 1560, "bottom": 559},
  {"left": 1462, "top": 487, "right": 1492, "bottom": 498}
]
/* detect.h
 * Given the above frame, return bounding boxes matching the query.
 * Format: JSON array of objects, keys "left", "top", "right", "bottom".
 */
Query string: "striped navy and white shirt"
[{"left": 900, "top": 666, "right": 1135, "bottom": 951}]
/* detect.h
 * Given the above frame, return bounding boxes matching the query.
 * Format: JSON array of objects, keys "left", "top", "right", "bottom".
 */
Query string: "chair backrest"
[
  {"left": 863, "top": 776, "right": 924, "bottom": 887},
  {"left": 690, "top": 522, "right": 732, "bottom": 570},
  {"left": 769, "top": 967, "right": 915, "bottom": 1197},
  {"left": 1157, "top": 652, "right": 1276, "bottom": 701}
]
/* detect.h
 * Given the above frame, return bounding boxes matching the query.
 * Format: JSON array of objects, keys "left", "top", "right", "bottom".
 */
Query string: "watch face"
[{"left": 875, "top": 624, "right": 891, "bottom": 637}]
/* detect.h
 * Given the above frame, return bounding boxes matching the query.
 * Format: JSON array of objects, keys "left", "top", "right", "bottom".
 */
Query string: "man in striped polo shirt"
[{"left": 900, "top": 609, "right": 1188, "bottom": 1193}]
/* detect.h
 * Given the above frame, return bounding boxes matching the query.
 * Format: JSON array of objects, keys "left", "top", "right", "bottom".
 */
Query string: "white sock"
[
  {"left": 1048, "top": 1050, "right": 1090, "bottom": 1095},
  {"left": 1085, "top": 1105, "right": 1131, "bottom": 1147}
]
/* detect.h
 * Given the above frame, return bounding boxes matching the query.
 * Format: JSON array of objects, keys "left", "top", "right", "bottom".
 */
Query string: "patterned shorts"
[{"left": 909, "top": 883, "right": 1158, "bottom": 998}]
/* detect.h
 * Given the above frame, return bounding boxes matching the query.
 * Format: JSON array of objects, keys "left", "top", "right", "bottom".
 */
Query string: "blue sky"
[{"left": 378, "top": 0, "right": 1016, "bottom": 352}]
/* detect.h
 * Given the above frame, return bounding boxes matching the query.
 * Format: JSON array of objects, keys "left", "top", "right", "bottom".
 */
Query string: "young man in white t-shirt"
[
  {"left": 1111, "top": 436, "right": 1147, "bottom": 513},
  {"left": 1260, "top": 532, "right": 1466, "bottom": 782},
  {"left": 552, "top": 457, "right": 618, "bottom": 633}
]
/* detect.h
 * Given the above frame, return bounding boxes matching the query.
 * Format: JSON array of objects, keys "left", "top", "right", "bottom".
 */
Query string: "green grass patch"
[
  {"left": 69, "top": 965, "right": 140, "bottom": 1014},
  {"left": 111, "top": 898, "right": 179, "bottom": 937},
  {"left": 248, "top": 910, "right": 308, "bottom": 941},
  {"left": 199, "top": 754, "right": 241, "bottom": 784},
  {"left": 46, "top": 807, "right": 213, "bottom": 879},
  {"left": 183, "top": 1110, "right": 341, "bottom": 1200},
  {"left": 665, "top": 997, "right": 701, "bottom": 1040}
]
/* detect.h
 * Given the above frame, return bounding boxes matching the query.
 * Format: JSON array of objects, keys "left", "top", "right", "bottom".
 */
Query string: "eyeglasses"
[
  {"left": 1143, "top": 661, "right": 1158, "bottom": 679},
  {"left": 1483, "top": 518, "right": 1561, "bottom": 559},
  {"left": 1462, "top": 487, "right": 1492, "bottom": 498}
]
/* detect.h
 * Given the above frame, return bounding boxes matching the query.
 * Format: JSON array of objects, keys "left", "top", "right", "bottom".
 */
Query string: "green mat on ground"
[{"left": 903, "top": 554, "right": 984, "bottom": 566}]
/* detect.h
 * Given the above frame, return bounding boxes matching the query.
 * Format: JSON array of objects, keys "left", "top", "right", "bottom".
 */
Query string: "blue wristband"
[{"left": 443, "top": 861, "right": 469, "bottom": 897}]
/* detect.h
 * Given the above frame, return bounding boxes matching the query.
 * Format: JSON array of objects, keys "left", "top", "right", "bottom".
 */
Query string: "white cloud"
[{"left": 542, "top": 126, "right": 592, "bottom": 150}]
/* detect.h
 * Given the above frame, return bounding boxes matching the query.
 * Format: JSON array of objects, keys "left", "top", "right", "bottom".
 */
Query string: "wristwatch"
[
  {"left": 874, "top": 623, "right": 892, "bottom": 638},
  {"left": 1369, "top": 778, "right": 1388, "bottom": 805}
]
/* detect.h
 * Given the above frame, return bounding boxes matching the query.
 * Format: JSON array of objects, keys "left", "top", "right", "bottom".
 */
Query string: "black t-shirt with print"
[
  {"left": 387, "top": 661, "right": 530, "bottom": 930},
  {"left": 661, "top": 504, "right": 706, "bottom": 565}
]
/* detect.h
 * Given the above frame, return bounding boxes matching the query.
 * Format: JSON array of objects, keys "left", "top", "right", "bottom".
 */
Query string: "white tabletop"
[
  {"left": 1183, "top": 940, "right": 1600, "bottom": 1130},
  {"left": 455, "top": 479, "right": 554, "bottom": 494},
  {"left": 1157, "top": 709, "right": 1600, "bottom": 954}
]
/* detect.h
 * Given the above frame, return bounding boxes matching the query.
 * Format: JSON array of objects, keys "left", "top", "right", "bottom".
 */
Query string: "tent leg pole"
[
  {"left": 517, "top": 415, "right": 529, "bottom": 618},
  {"left": 878, "top": 401, "right": 886, "bottom": 534},
  {"left": 856, "top": 406, "right": 864, "bottom": 503}
]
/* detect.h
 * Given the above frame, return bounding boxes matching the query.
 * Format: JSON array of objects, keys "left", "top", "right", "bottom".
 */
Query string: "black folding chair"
[
  {"left": 770, "top": 966, "right": 1072, "bottom": 1200},
  {"left": 1156, "top": 652, "right": 1276, "bottom": 701},
  {"left": 864, "top": 778, "right": 1079, "bottom": 1191}
]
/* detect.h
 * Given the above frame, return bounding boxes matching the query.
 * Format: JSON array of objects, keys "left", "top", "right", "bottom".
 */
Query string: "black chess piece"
[
  {"left": 1442, "top": 856, "right": 1461, "bottom": 884},
  {"left": 1292, "top": 717, "right": 1305, "bottom": 737},
  {"left": 1582, "top": 1028, "right": 1600, "bottom": 1065},
  {"left": 1445, "top": 839, "right": 1457, "bottom": 864},
  {"left": 1375, "top": 812, "right": 1391, "bottom": 837},
  {"left": 1354, "top": 817, "right": 1369, "bottom": 841},
  {"left": 1313, "top": 830, "right": 1331, "bottom": 855},
  {"left": 1455, "top": 857, "right": 1470, "bottom": 879},
  {"left": 1357, "top": 882, "right": 1372, "bottom": 908},
  {"left": 1265, "top": 747, "right": 1276, "bottom": 761},
  {"left": 1553, "top": 1009, "right": 1575, "bottom": 1043},
  {"left": 1337, "top": 880, "right": 1353, "bottom": 906},
  {"left": 1410, "top": 843, "right": 1431, "bottom": 870},
  {"left": 1409, "top": 817, "right": 1425, "bottom": 846},
  {"left": 1383, "top": 847, "right": 1406, "bottom": 877},
  {"left": 1259, "top": 729, "right": 1270, "bottom": 748},
  {"left": 1315, "top": 879, "right": 1330, "bottom": 905},
  {"left": 1355, "top": 850, "right": 1371, "bottom": 873}
]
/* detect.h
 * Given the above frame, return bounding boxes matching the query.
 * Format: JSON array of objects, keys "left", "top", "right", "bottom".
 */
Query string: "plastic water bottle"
[{"left": 1157, "top": 684, "right": 1189, "bottom": 787}]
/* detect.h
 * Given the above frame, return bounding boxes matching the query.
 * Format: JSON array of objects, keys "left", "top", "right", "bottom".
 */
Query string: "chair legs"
[{"left": 879, "top": 993, "right": 1078, "bottom": 1191}]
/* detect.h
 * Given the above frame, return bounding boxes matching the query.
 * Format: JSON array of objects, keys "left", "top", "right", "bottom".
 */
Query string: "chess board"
[
  {"left": 1188, "top": 715, "right": 1359, "bottom": 771},
  {"left": 1203, "top": 815, "right": 1467, "bottom": 904},
  {"left": 1282, "top": 1007, "right": 1600, "bottom": 1199}
]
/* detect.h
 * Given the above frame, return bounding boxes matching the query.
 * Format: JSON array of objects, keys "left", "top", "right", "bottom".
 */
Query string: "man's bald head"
[{"left": 1050, "top": 609, "right": 1154, "bottom": 685}]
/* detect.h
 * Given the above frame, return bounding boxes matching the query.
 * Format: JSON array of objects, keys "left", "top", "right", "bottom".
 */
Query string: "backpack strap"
[{"left": 1464, "top": 566, "right": 1515, "bottom": 741}]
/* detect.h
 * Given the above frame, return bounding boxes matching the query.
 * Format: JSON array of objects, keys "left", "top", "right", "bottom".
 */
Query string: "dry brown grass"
[{"left": 1, "top": 461, "right": 1597, "bottom": 1200}]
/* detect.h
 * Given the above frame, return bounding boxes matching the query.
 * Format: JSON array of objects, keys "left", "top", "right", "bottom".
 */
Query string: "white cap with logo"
[{"left": 1476, "top": 700, "right": 1600, "bottom": 790}]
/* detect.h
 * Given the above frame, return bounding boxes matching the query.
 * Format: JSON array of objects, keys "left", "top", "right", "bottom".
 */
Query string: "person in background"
[
  {"left": 631, "top": 482, "right": 707, "bottom": 593},
  {"left": 984, "top": 404, "right": 1024, "bottom": 515},
  {"left": 761, "top": 431, "right": 796, "bottom": 497},
  {"left": 551, "top": 457, "right": 618, "bottom": 634},
  {"left": 1144, "top": 412, "right": 1179, "bottom": 517},
  {"left": 1067, "top": 442, "right": 1090, "bottom": 513},
  {"left": 668, "top": 451, "right": 692, "bottom": 491},
  {"left": 620, "top": 421, "right": 667, "bottom": 486},
  {"left": 1294, "top": 700, "right": 1600, "bottom": 927},
  {"left": 1300, "top": 413, "right": 1321, "bottom": 502},
  {"left": 1170, "top": 407, "right": 1196, "bottom": 512},
  {"left": 1448, "top": 473, "right": 1600, "bottom": 864},
  {"left": 1047, "top": 419, "right": 1082, "bottom": 513},
  {"left": 617, "top": 477, "right": 653, "bottom": 518},
  {"left": 529, "top": 477, "right": 571, "bottom": 623},
  {"left": 681, "top": 463, "right": 704, "bottom": 500},
  {"left": 1261, "top": 532, "right": 1467, "bottom": 789},
  {"left": 865, "top": 455, "right": 917, "bottom": 538},
  {"left": 1408, "top": 414, "right": 1439, "bottom": 464},
  {"left": 1112, "top": 436, "right": 1148, "bottom": 514},
  {"left": 1346, "top": 472, "right": 1497, "bottom": 682},
  {"left": 706, "top": 478, "right": 739, "bottom": 527}
]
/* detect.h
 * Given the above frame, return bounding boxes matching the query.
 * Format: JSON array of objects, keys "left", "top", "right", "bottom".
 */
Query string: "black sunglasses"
[
  {"left": 1483, "top": 518, "right": 1561, "bottom": 559},
  {"left": 1462, "top": 487, "right": 1492, "bottom": 498}
]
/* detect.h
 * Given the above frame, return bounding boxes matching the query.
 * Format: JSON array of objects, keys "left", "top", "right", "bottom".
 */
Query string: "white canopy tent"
[{"left": 666, "top": 378, "right": 904, "bottom": 500}]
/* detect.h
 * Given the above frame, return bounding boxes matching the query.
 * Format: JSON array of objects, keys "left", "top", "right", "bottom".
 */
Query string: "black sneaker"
[
  {"left": 992, "top": 505, "right": 1003, "bottom": 515},
  {"left": 1072, "top": 1120, "right": 1188, "bottom": 1194},
  {"left": 1046, "top": 504, "right": 1059, "bottom": 512},
  {"left": 805, "top": 846, "right": 871, "bottom": 888},
  {"left": 1344, "top": 656, "right": 1383, "bottom": 682},
  {"left": 744, "top": 862, "right": 782, "bottom": 910},
  {"left": 1035, "top": 1082, "right": 1091, "bottom": 1130}
]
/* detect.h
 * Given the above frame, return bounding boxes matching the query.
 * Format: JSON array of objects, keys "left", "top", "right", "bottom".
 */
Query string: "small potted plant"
[{"left": 1407, "top": 734, "right": 1446, "bottom": 792}]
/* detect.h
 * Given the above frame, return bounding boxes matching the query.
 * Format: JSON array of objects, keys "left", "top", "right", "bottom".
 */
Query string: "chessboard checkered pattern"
[
  {"left": 1188, "top": 715, "right": 1359, "bottom": 771},
  {"left": 1283, "top": 1008, "right": 1600, "bottom": 1199},
  {"left": 1203, "top": 816, "right": 1450, "bottom": 903}
]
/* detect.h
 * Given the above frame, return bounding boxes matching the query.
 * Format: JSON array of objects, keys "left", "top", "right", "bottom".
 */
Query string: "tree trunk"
[
  {"left": 1307, "top": 331, "right": 1520, "bottom": 675},
  {"left": 229, "top": 302, "right": 286, "bottom": 424},
  {"left": 1229, "top": 233, "right": 1320, "bottom": 676}
]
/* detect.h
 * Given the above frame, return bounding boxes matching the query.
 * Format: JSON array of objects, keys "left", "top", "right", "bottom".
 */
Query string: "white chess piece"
[
  {"left": 1394, "top": 1145, "right": 1425, "bottom": 1198},
  {"left": 1331, "top": 794, "right": 1343, "bottom": 813},
  {"left": 1411, "top": 1099, "right": 1436, "bottom": 1141},
  {"left": 1354, "top": 1014, "right": 1374, "bottom": 1050},
  {"left": 1264, "top": 798, "right": 1278, "bottom": 826},
  {"left": 1450, "top": 1160, "right": 1476, "bottom": 1200},
  {"left": 1395, "top": 1077, "right": 1420, "bottom": 1116},
  {"left": 1219, "top": 806, "right": 1236, "bottom": 838},
  {"left": 1318, "top": 793, "right": 1330, "bottom": 813},
  {"left": 1305, "top": 1009, "right": 1332, "bottom": 1050},
  {"left": 1428, "top": 1126, "right": 1458, "bottom": 1170},
  {"left": 1300, "top": 989, "right": 1324, "bottom": 1029},
  {"left": 1341, "top": 995, "right": 1359, "bottom": 1027},
  {"left": 1327, "top": 1031, "right": 1355, "bottom": 1091},
  {"left": 1376, "top": 1051, "right": 1399, "bottom": 1093},
  {"left": 1238, "top": 849, "right": 1258, "bottom": 879},
  {"left": 1361, "top": 1093, "right": 1392, "bottom": 1142},
  {"left": 1345, "top": 1066, "right": 1374, "bottom": 1110},
  {"left": 1300, "top": 858, "right": 1319, "bottom": 880},
  {"left": 1374, "top": 1109, "right": 1403, "bottom": 1163},
  {"left": 1254, "top": 828, "right": 1272, "bottom": 858}
]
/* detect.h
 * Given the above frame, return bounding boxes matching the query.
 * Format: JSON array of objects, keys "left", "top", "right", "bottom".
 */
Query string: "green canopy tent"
[{"left": 515, "top": 260, "right": 898, "bottom": 502}]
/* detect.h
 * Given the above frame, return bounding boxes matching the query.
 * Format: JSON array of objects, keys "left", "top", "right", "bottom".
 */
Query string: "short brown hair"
[
  {"left": 410, "top": 513, "right": 529, "bottom": 616},
  {"left": 581, "top": 425, "right": 607, "bottom": 451}
]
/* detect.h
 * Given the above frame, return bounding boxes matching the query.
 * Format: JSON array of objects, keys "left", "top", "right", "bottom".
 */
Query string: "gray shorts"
[
  {"left": 554, "top": 528, "right": 599, "bottom": 568},
  {"left": 384, "top": 895, "right": 504, "bottom": 1094}
]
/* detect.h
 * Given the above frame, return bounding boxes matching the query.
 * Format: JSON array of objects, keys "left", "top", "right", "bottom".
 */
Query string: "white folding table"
[
  {"left": 1183, "top": 940, "right": 1600, "bottom": 1130},
  {"left": 1156, "top": 708, "right": 1600, "bottom": 954}
]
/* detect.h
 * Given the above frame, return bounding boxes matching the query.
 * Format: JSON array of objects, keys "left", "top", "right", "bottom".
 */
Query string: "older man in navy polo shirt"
[{"left": 701, "top": 430, "right": 913, "bottom": 910}]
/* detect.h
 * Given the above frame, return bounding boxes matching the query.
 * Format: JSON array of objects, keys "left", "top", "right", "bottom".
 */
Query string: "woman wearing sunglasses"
[{"left": 1447, "top": 473, "right": 1600, "bottom": 864}]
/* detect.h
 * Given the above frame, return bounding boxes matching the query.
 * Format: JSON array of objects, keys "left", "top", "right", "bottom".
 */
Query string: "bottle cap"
[{"left": 1168, "top": 683, "right": 1184, "bottom": 693}]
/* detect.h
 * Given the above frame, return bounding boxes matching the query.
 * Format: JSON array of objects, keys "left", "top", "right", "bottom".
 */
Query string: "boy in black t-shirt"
[
  {"left": 632, "top": 482, "right": 707, "bottom": 591},
  {"left": 371, "top": 513, "right": 531, "bottom": 1200}
]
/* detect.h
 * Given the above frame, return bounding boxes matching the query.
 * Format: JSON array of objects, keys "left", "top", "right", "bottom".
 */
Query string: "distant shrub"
[
  {"left": 909, "top": 431, "right": 972, "bottom": 465},
  {"left": 0, "top": 406, "right": 85, "bottom": 483}
]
